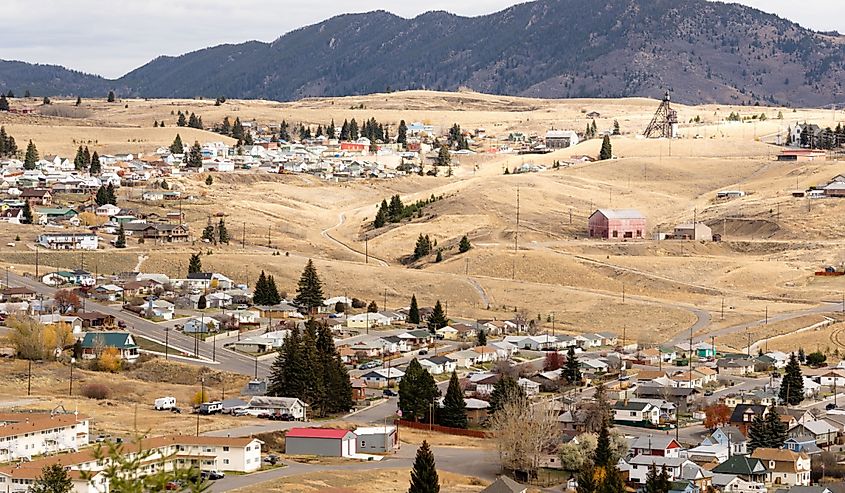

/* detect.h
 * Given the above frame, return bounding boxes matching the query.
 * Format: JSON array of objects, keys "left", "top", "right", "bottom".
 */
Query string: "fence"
[{"left": 395, "top": 419, "right": 490, "bottom": 438}]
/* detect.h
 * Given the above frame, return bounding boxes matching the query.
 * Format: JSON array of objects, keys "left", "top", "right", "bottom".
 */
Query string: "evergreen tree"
[
  {"left": 232, "top": 117, "right": 245, "bottom": 141},
  {"left": 458, "top": 235, "right": 471, "bottom": 253},
  {"left": 398, "top": 120, "right": 408, "bottom": 145},
  {"left": 115, "top": 224, "right": 126, "bottom": 248},
  {"left": 765, "top": 408, "right": 788, "bottom": 448},
  {"left": 170, "top": 134, "right": 184, "bottom": 154},
  {"left": 89, "top": 151, "right": 101, "bottom": 175},
  {"left": 644, "top": 465, "right": 671, "bottom": 493},
  {"left": 350, "top": 118, "right": 359, "bottom": 140},
  {"left": 435, "top": 145, "right": 451, "bottom": 167},
  {"left": 798, "top": 348, "right": 805, "bottom": 363},
  {"left": 253, "top": 271, "right": 270, "bottom": 306},
  {"left": 279, "top": 120, "right": 290, "bottom": 141},
  {"left": 220, "top": 117, "right": 231, "bottom": 135},
  {"left": 95, "top": 185, "right": 109, "bottom": 206},
  {"left": 388, "top": 195, "right": 404, "bottom": 222},
  {"left": 409, "top": 295, "right": 421, "bottom": 324},
  {"left": 188, "top": 253, "right": 202, "bottom": 275},
  {"left": 188, "top": 113, "right": 199, "bottom": 128},
  {"left": 83, "top": 146, "right": 91, "bottom": 166},
  {"left": 105, "top": 182, "right": 117, "bottom": 205},
  {"left": 435, "top": 250, "right": 443, "bottom": 263},
  {"left": 5, "top": 91, "right": 11, "bottom": 98},
  {"left": 488, "top": 374, "right": 525, "bottom": 416},
  {"left": 327, "top": 119, "right": 336, "bottom": 139},
  {"left": 779, "top": 352, "right": 804, "bottom": 405},
  {"left": 266, "top": 275, "right": 282, "bottom": 305},
  {"left": 21, "top": 200, "right": 33, "bottom": 225},
  {"left": 107, "top": 91, "right": 115, "bottom": 103},
  {"left": 439, "top": 371, "right": 467, "bottom": 428},
  {"left": 177, "top": 112, "right": 187, "bottom": 127},
  {"left": 0, "top": 94, "right": 8, "bottom": 111},
  {"left": 197, "top": 294, "right": 207, "bottom": 310},
  {"left": 293, "top": 259, "right": 324, "bottom": 312},
  {"left": 374, "top": 199, "right": 388, "bottom": 228},
  {"left": 408, "top": 441, "right": 440, "bottom": 493},
  {"left": 24, "top": 140, "right": 38, "bottom": 169},
  {"left": 477, "top": 329, "right": 487, "bottom": 346},
  {"left": 613, "top": 120, "right": 621, "bottom": 135},
  {"left": 563, "top": 346, "right": 582, "bottom": 385},
  {"left": 74, "top": 146, "right": 86, "bottom": 171},
  {"left": 299, "top": 323, "right": 324, "bottom": 409},
  {"left": 30, "top": 463, "right": 73, "bottom": 493},
  {"left": 217, "top": 218, "right": 229, "bottom": 244},
  {"left": 593, "top": 416, "right": 614, "bottom": 468},
  {"left": 413, "top": 234, "right": 432, "bottom": 259},
  {"left": 427, "top": 300, "right": 448, "bottom": 333},
  {"left": 187, "top": 141, "right": 202, "bottom": 167},
  {"left": 205, "top": 175, "right": 213, "bottom": 186},
  {"left": 202, "top": 223, "right": 215, "bottom": 242},
  {"left": 316, "top": 321, "right": 353, "bottom": 413},
  {"left": 75, "top": 96, "right": 82, "bottom": 107},
  {"left": 748, "top": 413, "right": 769, "bottom": 453},
  {"left": 316, "top": 124, "right": 323, "bottom": 137},
  {"left": 368, "top": 300, "right": 378, "bottom": 313},
  {"left": 340, "top": 119, "right": 350, "bottom": 140},
  {"left": 599, "top": 135, "right": 612, "bottom": 160},
  {"left": 268, "top": 326, "right": 305, "bottom": 397},
  {"left": 398, "top": 359, "right": 440, "bottom": 422}
]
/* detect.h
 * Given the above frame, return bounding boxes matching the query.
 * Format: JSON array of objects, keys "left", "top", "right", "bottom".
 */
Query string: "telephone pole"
[
  {"left": 242, "top": 222, "right": 246, "bottom": 249},
  {"left": 512, "top": 187, "right": 520, "bottom": 280}
]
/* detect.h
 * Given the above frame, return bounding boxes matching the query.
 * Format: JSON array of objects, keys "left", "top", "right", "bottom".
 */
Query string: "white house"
[
  {"left": 37, "top": 233, "right": 99, "bottom": 250},
  {"left": 347, "top": 312, "right": 393, "bottom": 329},
  {"left": 627, "top": 456, "right": 697, "bottom": 484},
  {"left": 95, "top": 204, "right": 121, "bottom": 217},
  {"left": 419, "top": 356, "right": 457, "bottom": 375},
  {"left": 145, "top": 299, "right": 175, "bottom": 321},
  {"left": 613, "top": 401, "right": 660, "bottom": 426},
  {"left": 246, "top": 396, "right": 307, "bottom": 420},
  {"left": 361, "top": 368, "right": 405, "bottom": 388}
]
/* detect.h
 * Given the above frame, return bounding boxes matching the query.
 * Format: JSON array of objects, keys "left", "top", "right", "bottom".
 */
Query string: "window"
[
  {"left": 223, "top": 446, "right": 229, "bottom": 452},
  {"left": 223, "top": 459, "right": 229, "bottom": 465}
]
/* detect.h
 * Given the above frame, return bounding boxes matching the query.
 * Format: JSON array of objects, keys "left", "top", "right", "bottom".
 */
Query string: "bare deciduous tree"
[{"left": 489, "top": 398, "right": 560, "bottom": 478}]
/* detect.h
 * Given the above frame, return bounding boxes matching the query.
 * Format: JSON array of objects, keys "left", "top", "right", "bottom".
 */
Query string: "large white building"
[
  {"left": 0, "top": 412, "right": 89, "bottom": 463},
  {"left": 0, "top": 435, "right": 263, "bottom": 493},
  {"left": 37, "top": 233, "right": 99, "bottom": 250}
]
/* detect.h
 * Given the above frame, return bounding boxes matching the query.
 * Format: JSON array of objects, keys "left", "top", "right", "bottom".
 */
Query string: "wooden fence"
[{"left": 396, "top": 419, "right": 490, "bottom": 438}]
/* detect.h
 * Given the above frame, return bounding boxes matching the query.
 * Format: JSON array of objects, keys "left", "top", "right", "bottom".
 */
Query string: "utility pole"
[
  {"left": 721, "top": 297, "right": 725, "bottom": 320},
  {"left": 164, "top": 328, "right": 169, "bottom": 361},
  {"left": 35, "top": 246, "right": 39, "bottom": 278},
  {"left": 383, "top": 289, "right": 387, "bottom": 312},
  {"left": 27, "top": 360, "right": 32, "bottom": 396},
  {"left": 267, "top": 225, "right": 271, "bottom": 247},
  {"left": 622, "top": 284, "right": 625, "bottom": 303},
  {"left": 513, "top": 187, "right": 520, "bottom": 280},
  {"left": 242, "top": 222, "right": 246, "bottom": 249},
  {"left": 196, "top": 377, "right": 205, "bottom": 436},
  {"left": 365, "top": 237, "right": 369, "bottom": 264}
]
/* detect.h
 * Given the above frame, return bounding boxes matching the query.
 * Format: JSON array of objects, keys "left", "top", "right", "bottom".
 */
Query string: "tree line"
[
  {"left": 201, "top": 218, "right": 229, "bottom": 245},
  {"left": 373, "top": 194, "right": 442, "bottom": 228},
  {"left": 175, "top": 110, "right": 204, "bottom": 129},
  {"left": 95, "top": 183, "right": 118, "bottom": 206},
  {"left": 74, "top": 145, "right": 100, "bottom": 173}
]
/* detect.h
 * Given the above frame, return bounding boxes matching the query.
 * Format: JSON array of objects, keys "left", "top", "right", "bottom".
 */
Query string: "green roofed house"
[
  {"left": 80, "top": 332, "right": 140, "bottom": 362},
  {"left": 480, "top": 476, "right": 526, "bottom": 493},
  {"left": 36, "top": 207, "right": 79, "bottom": 225},
  {"left": 711, "top": 455, "right": 768, "bottom": 483}
]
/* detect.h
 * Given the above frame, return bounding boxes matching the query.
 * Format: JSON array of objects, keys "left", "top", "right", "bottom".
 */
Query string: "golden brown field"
[{"left": 4, "top": 90, "right": 845, "bottom": 348}]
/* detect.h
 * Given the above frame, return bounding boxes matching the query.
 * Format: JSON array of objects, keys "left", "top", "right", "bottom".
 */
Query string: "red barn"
[{"left": 588, "top": 209, "right": 646, "bottom": 240}]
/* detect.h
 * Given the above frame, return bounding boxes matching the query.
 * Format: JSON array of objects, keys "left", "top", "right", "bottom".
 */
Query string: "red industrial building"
[{"left": 588, "top": 209, "right": 646, "bottom": 240}]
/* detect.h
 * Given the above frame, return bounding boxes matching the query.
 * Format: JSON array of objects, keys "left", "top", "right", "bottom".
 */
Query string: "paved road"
[{"left": 5, "top": 272, "right": 273, "bottom": 378}]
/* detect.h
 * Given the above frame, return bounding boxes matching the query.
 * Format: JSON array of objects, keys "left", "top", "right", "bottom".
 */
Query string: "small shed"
[
  {"left": 285, "top": 428, "right": 357, "bottom": 457},
  {"left": 354, "top": 425, "right": 398, "bottom": 453},
  {"left": 673, "top": 223, "right": 713, "bottom": 241}
]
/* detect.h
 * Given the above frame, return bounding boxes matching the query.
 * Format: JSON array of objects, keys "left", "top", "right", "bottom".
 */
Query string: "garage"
[{"left": 285, "top": 428, "right": 357, "bottom": 457}]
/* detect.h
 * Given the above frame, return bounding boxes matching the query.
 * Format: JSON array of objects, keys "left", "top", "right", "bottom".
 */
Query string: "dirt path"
[
  {"left": 466, "top": 277, "right": 492, "bottom": 308},
  {"left": 134, "top": 254, "right": 149, "bottom": 272},
  {"left": 320, "top": 213, "right": 390, "bottom": 267}
]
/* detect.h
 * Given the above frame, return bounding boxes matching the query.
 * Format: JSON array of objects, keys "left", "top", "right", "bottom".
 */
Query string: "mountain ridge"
[{"left": 1, "top": 0, "right": 845, "bottom": 106}]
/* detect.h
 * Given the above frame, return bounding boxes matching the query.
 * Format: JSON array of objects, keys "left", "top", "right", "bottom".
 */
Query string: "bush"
[
  {"left": 95, "top": 347, "right": 123, "bottom": 373},
  {"left": 351, "top": 298, "right": 366, "bottom": 309},
  {"left": 81, "top": 382, "right": 112, "bottom": 400}
]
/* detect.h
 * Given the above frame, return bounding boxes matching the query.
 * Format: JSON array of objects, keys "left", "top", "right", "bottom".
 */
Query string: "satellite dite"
[{"left": 644, "top": 91, "right": 679, "bottom": 138}]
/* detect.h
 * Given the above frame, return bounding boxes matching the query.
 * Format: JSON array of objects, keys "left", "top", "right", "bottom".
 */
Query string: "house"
[
  {"left": 474, "top": 374, "right": 501, "bottom": 395},
  {"left": 465, "top": 398, "right": 490, "bottom": 427},
  {"left": 354, "top": 426, "right": 398, "bottom": 453},
  {"left": 711, "top": 473, "right": 766, "bottom": 493},
  {"left": 711, "top": 455, "right": 768, "bottom": 483},
  {"left": 718, "top": 358, "right": 755, "bottom": 376},
  {"left": 702, "top": 426, "right": 748, "bottom": 457},
  {"left": 588, "top": 209, "right": 646, "bottom": 240},
  {"left": 479, "top": 476, "right": 527, "bottom": 493},
  {"left": 788, "top": 420, "right": 839, "bottom": 448},
  {"left": 144, "top": 299, "right": 175, "bottom": 320},
  {"left": 347, "top": 312, "right": 393, "bottom": 328},
  {"left": 92, "top": 284, "right": 123, "bottom": 302},
  {"left": 436, "top": 325, "right": 459, "bottom": 340},
  {"left": 95, "top": 203, "right": 121, "bottom": 217},
  {"left": 627, "top": 456, "right": 697, "bottom": 484},
  {"left": 545, "top": 130, "right": 580, "bottom": 149},
  {"left": 37, "top": 233, "right": 99, "bottom": 250},
  {"left": 42, "top": 270, "right": 96, "bottom": 287},
  {"left": 783, "top": 437, "right": 822, "bottom": 456},
  {"left": 750, "top": 448, "right": 810, "bottom": 486},
  {"left": 0, "top": 287, "right": 36, "bottom": 302},
  {"left": 182, "top": 317, "right": 221, "bottom": 334},
  {"left": 730, "top": 404, "right": 768, "bottom": 436},
  {"left": 284, "top": 428, "right": 357, "bottom": 457},
  {"left": 80, "top": 332, "right": 139, "bottom": 362},
  {"left": 122, "top": 222, "right": 190, "bottom": 243},
  {"left": 629, "top": 435, "right": 683, "bottom": 457},
  {"left": 0, "top": 207, "right": 23, "bottom": 224},
  {"left": 361, "top": 368, "right": 405, "bottom": 388},
  {"left": 38, "top": 314, "right": 83, "bottom": 335},
  {"left": 419, "top": 355, "right": 457, "bottom": 375},
  {"left": 517, "top": 378, "right": 541, "bottom": 396},
  {"left": 673, "top": 223, "right": 713, "bottom": 241},
  {"left": 76, "top": 311, "right": 116, "bottom": 329},
  {"left": 20, "top": 188, "right": 52, "bottom": 206},
  {"left": 613, "top": 400, "right": 660, "bottom": 426},
  {"left": 246, "top": 396, "right": 307, "bottom": 420}
]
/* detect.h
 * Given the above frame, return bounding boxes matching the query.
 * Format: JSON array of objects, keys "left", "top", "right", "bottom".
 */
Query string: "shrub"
[
  {"left": 95, "top": 347, "right": 123, "bottom": 373},
  {"left": 81, "top": 382, "right": 112, "bottom": 400}
]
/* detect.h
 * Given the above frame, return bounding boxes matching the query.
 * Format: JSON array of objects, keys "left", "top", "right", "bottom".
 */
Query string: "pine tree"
[
  {"left": 435, "top": 145, "right": 450, "bottom": 167},
  {"left": 477, "top": 329, "right": 487, "bottom": 346},
  {"left": 368, "top": 300, "right": 378, "bottom": 313},
  {"left": 409, "top": 295, "right": 421, "bottom": 324},
  {"left": 399, "top": 359, "right": 440, "bottom": 421},
  {"left": 0, "top": 94, "right": 8, "bottom": 112},
  {"left": 279, "top": 120, "right": 290, "bottom": 141},
  {"left": 177, "top": 112, "right": 187, "bottom": 127},
  {"left": 613, "top": 120, "right": 621, "bottom": 135},
  {"left": 293, "top": 260, "right": 324, "bottom": 312},
  {"left": 435, "top": 250, "right": 443, "bottom": 263},
  {"left": 197, "top": 295, "right": 207, "bottom": 310},
  {"left": 439, "top": 371, "right": 467, "bottom": 428},
  {"left": 644, "top": 465, "right": 671, "bottom": 493},
  {"left": 232, "top": 117, "right": 245, "bottom": 141},
  {"left": 220, "top": 117, "right": 232, "bottom": 135},
  {"left": 398, "top": 120, "right": 408, "bottom": 145},
  {"left": 564, "top": 346, "right": 582, "bottom": 385},
  {"left": 75, "top": 96, "right": 82, "bottom": 107},
  {"left": 188, "top": 253, "right": 202, "bottom": 275},
  {"left": 300, "top": 323, "right": 325, "bottom": 410},
  {"left": 765, "top": 408, "right": 788, "bottom": 448},
  {"left": 89, "top": 151, "right": 101, "bottom": 174},
  {"left": 205, "top": 175, "right": 213, "bottom": 186},
  {"left": 488, "top": 374, "right": 525, "bottom": 416},
  {"left": 30, "top": 463, "right": 73, "bottom": 493},
  {"left": 316, "top": 321, "right": 353, "bottom": 413},
  {"left": 408, "top": 441, "right": 440, "bottom": 493},
  {"left": 83, "top": 146, "right": 91, "bottom": 166},
  {"left": 74, "top": 146, "right": 86, "bottom": 171},
  {"left": 266, "top": 275, "right": 281, "bottom": 305},
  {"left": 748, "top": 413, "right": 769, "bottom": 453},
  {"left": 105, "top": 182, "right": 117, "bottom": 205},
  {"left": 599, "top": 135, "right": 612, "bottom": 160},
  {"left": 373, "top": 200, "right": 388, "bottom": 228},
  {"left": 253, "top": 271, "right": 270, "bottom": 305},
  {"left": 340, "top": 119, "right": 350, "bottom": 140},
  {"left": 24, "top": 140, "right": 38, "bottom": 169},
  {"left": 413, "top": 234, "right": 432, "bottom": 260},
  {"left": 170, "top": 134, "right": 184, "bottom": 154},
  {"left": 95, "top": 185, "right": 108, "bottom": 206},
  {"left": 268, "top": 326, "right": 306, "bottom": 397},
  {"left": 217, "top": 218, "right": 229, "bottom": 244},
  {"left": 458, "top": 235, "right": 471, "bottom": 253},
  {"left": 202, "top": 223, "right": 215, "bottom": 242},
  {"left": 115, "top": 224, "right": 126, "bottom": 248},
  {"left": 21, "top": 200, "right": 33, "bottom": 225},
  {"left": 350, "top": 118, "right": 359, "bottom": 140},
  {"left": 188, "top": 113, "right": 199, "bottom": 128},
  {"left": 187, "top": 141, "right": 202, "bottom": 167},
  {"left": 107, "top": 91, "right": 115, "bottom": 103},
  {"left": 327, "top": 119, "right": 336, "bottom": 139},
  {"left": 779, "top": 352, "right": 804, "bottom": 405},
  {"left": 427, "top": 300, "right": 448, "bottom": 333}
]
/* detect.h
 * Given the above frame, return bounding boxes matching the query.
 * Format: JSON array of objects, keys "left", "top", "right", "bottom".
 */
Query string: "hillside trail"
[
  {"left": 320, "top": 212, "right": 390, "bottom": 267},
  {"left": 134, "top": 254, "right": 149, "bottom": 272}
]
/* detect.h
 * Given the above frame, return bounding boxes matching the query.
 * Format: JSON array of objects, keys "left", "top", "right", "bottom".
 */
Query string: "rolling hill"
[{"left": 2, "top": 0, "right": 845, "bottom": 105}]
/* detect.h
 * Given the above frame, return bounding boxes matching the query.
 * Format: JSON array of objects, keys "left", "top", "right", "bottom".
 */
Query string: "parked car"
[
  {"left": 202, "top": 471, "right": 225, "bottom": 480},
  {"left": 263, "top": 454, "right": 279, "bottom": 465},
  {"left": 117, "top": 320, "right": 127, "bottom": 328},
  {"left": 383, "top": 389, "right": 398, "bottom": 397},
  {"left": 704, "top": 390, "right": 714, "bottom": 396},
  {"left": 418, "top": 349, "right": 428, "bottom": 355},
  {"left": 170, "top": 407, "right": 182, "bottom": 414},
  {"left": 827, "top": 403, "right": 837, "bottom": 411},
  {"left": 165, "top": 481, "right": 183, "bottom": 490}
]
